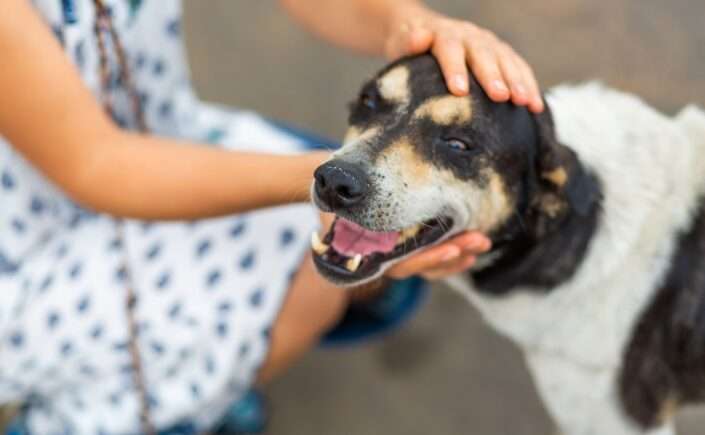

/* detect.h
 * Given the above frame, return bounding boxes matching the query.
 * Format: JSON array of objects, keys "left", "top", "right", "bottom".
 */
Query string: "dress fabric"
[{"left": 0, "top": 1, "right": 321, "bottom": 433}]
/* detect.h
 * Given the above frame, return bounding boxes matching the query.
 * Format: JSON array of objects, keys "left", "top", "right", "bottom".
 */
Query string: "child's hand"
[
  {"left": 384, "top": 4, "right": 544, "bottom": 113},
  {"left": 386, "top": 231, "right": 491, "bottom": 281}
]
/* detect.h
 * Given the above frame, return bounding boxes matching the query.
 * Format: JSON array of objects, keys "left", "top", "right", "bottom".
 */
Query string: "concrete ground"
[{"left": 182, "top": 2, "right": 705, "bottom": 434}]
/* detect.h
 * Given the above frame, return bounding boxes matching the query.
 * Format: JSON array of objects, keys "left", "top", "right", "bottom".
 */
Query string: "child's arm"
[
  {"left": 280, "top": 0, "right": 543, "bottom": 113},
  {"left": 0, "top": 0, "right": 324, "bottom": 220}
]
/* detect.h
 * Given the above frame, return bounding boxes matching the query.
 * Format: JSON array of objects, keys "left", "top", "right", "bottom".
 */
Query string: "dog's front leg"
[{"left": 525, "top": 352, "right": 676, "bottom": 435}]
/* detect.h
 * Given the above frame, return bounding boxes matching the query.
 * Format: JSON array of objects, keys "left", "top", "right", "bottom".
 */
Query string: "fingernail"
[
  {"left": 493, "top": 80, "right": 509, "bottom": 93},
  {"left": 514, "top": 84, "right": 528, "bottom": 96},
  {"left": 453, "top": 75, "right": 469, "bottom": 93},
  {"left": 442, "top": 247, "right": 461, "bottom": 261}
]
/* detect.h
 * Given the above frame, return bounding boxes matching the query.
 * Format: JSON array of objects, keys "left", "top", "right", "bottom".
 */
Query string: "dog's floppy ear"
[{"left": 532, "top": 102, "right": 600, "bottom": 219}]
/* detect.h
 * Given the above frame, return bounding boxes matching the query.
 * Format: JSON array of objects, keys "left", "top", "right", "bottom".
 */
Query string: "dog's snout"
[{"left": 314, "top": 161, "right": 369, "bottom": 209}]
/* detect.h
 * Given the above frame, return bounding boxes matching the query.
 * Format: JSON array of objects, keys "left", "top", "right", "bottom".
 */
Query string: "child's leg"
[{"left": 257, "top": 253, "right": 347, "bottom": 384}]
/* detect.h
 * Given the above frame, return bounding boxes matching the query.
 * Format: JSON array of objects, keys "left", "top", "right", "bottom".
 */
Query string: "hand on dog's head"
[{"left": 311, "top": 54, "right": 600, "bottom": 286}]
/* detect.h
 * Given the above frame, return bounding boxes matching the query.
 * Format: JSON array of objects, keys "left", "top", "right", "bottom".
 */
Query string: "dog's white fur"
[{"left": 444, "top": 84, "right": 705, "bottom": 435}]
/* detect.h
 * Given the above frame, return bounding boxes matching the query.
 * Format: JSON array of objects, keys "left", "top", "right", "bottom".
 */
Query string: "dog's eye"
[
  {"left": 360, "top": 93, "right": 378, "bottom": 111},
  {"left": 442, "top": 138, "right": 471, "bottom": 151}
]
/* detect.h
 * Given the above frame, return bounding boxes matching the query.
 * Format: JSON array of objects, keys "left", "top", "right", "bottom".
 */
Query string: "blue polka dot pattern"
[
  {"left": 0, "top": 251, "right": 18, "bottom": 274},
  {"left": 238, "top": 342, "right": 250, "bottom": 358},
  {"left": 80, "top": 364, "right": 96, "bottom": 376},
  {"left": 168, "top": 301, "right": 182, "bottom": 319},
  {"left": 29, "top": 197, "right": 45, "bottom": 215},
  {"left": 135, "top": 52, "right": 147, "bottom": 70},
  {"left": 107, "top": 238, "right": 122, "bottom": 252},
  {"left": 189, "top": 383, "right": 200, "bottom": 399},
  {"left": 249, "top": 287, "right": 264, "bottom": 308},
  {"left": 12, "top": 218, "right": 26, "bottom": 234},
  {"left": 90, "top": 324, "right": 104, "bottom": 340},
  {"left": 47, "top": 311, "right": 62, "bottom": 330},
  {"left": 115, "top": 266, "right": 127, "bottom": 283},
  {"left": 215, "top": 322, "right": 228, "bottom": 338},
  {"left": 166, "top": 18, "right": 180, "bottom": 37},
  {"left": 9, "top": 331, "right": 24, "bottom": 348},
  {"left": 1, "top": 170, "right": 14, "bottom": 190},
  {"left": 229, "top": 221, "right": 247, "bottom": 238},
  {"left": 145, "top": 241, "right": 162, "bottom": 261},
  {"left": 239, "top": 251, "right": 256, "bottom": 270},
  {"left": 206, "top": 269, "right": 222, "bottom": 288},
  {"left": 195, "top": 239, "right": 212, "bottom": 259},
  {"left": 156, "top": 271, "right": 171, "bottom": 290},
  {"left": 150, "top": 341, "right": 165, "bottom": 355},
  {"left": 217, "top": 301, "right": 232, "bottom": 313},
  {"left": 204, "top": 356, "right": 215, "bottom": 375},
  {"left": 75, "top": 40, "right": 85, "bottom": 69},
  {"left": 52, "top": 25, "right": 65, "bottom": 46},
  {"left": 205, "top": 128, "right": 226, "bottom": 144},
  {"left": 60, "top": 341, "right": 74, "bottom": 356},
  {"left": 39, "top": 274, "right": 54, "bottom": 293},
  {"left": 113, "top": 341, "right": 129, "bottom": 352},
  {"left": 159, "top": 101, "right": 173, "bottom": 118},
  {"left": 69, "top": 262, "right": 83, "bottom": 280},
  {"left": 56, "top": 243, "right": 69, "bottom": 258},
  {"left": 280, "top": 228, "right": 296, "bottom": 247},
  {"left": 153, "top": 59, "right": 165, "bottom": 76},
  {"left": 76, "top": 295, "right": 91, "bottom": 314}
]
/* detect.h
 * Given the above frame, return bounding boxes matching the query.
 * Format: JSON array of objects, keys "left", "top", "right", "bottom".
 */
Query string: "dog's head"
[{"left": 311, "top": 54, "right": 600, "bottom": 287}]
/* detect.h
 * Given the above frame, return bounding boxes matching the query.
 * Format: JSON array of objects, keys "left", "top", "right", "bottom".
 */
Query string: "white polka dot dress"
[{"left": 0, "top": 1, "right": 322, "bottom": 433}]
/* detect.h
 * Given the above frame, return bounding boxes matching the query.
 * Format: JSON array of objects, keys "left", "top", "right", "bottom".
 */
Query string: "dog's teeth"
[
  {"left": 346, "top": 254, "right": 362, "bottom": 273},
  {"left": 311, "top": 232, "right": 329, "bottom": 255}
]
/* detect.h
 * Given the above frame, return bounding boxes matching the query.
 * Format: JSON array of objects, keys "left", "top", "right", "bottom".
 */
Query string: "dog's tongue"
[{"left": 331, "top": 218, "right": 399, "bottom": 256}]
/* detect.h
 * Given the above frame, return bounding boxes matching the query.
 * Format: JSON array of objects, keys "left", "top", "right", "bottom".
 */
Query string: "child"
[{"left": 0, "top": 0, "right": 542, "bottom": 433}]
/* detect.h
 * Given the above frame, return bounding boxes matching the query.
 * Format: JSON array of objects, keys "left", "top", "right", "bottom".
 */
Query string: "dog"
[{"left": 309, "top": 54, "right": 705, "bottom": 435}]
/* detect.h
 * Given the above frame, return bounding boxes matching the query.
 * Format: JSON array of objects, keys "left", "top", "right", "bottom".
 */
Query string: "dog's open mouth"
[{"left": 311, "top": 216, "right": 454, "bottom": 284}]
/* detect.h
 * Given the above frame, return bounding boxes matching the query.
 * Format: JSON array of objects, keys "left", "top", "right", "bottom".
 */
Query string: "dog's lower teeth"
[
  {"left": 311, "top": 232, "right": 329, "bottom": 255},
  {"left": 346, "top": 254, "right": 362, "bottom": 272}
]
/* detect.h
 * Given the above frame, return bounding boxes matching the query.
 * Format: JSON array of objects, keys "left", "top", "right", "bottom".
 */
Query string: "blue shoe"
[
  {"left": 5, "top": 416, "right": 27, "bottom": 435},
  {"left": 321, "top": 277, "right": 429, "bottom": 347},
  {"left": 213, "top": 389, "right": 268, "bottom": 435}
]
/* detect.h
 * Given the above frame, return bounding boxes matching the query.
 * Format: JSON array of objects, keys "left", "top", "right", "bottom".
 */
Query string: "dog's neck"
[{"left": 469, "top": 179, "right": 603, "bottom": 295}]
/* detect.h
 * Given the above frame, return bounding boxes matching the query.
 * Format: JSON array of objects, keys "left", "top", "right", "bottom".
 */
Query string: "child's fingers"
[
  {"left": 386, "top": 244, "right": 462, "bottom": 279},
  {"left": 421, "top": 254, "right": 478, "bottom": 281},
  {"left": 464, "top": 36, "right": 511, "bottom": 102},
  {"left": 514, "top": 55, "right": 544, "bottom": 113},
  {"left": 384, "top": 23, "right": 433, "bottom": 60},
  {"left": 432, "top": 37, "right": 470, "bottom": 95},
  {"left": 385, "top": 231, "right": 490, "bottom": 280},
  {"left": 497, "top": 47, "right": 531, "bottom": 107}
]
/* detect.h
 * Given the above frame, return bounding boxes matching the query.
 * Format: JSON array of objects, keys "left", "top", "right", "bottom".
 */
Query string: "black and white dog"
[{"left": 310, "top": 54, "right": 705, "bottom": 435}]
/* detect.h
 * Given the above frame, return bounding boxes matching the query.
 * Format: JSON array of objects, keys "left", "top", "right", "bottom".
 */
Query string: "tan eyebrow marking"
[
  {"left": 342, "top": 127, "right": 379, "bottom": 145},
  {"left": 377, "top": 66, "right": 411, "bottom": 104},
  {"left": 413, "top": 95, "right": 473, "bottom": 125},
  {"left": 377, "top": 138, "right": 431, "bottom": 186}
]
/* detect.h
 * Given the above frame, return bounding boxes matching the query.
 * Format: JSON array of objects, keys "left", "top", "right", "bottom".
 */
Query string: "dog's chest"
[{"left": 447, "top": 243, "right": 674, "bottom": 368}]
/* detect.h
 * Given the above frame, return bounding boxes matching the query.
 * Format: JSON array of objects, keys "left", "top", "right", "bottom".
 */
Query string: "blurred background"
[{"left": 183, "top": 1, "right": 705, "bottom": 434}]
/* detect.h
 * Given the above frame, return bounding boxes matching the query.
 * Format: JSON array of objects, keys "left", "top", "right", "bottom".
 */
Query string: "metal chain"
[{"left": 91, "top": 1, "right": 154, "bottom": 434}]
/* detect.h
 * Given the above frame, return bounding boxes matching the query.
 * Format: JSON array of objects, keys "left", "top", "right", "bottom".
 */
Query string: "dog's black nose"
[{"left": 314, "top": 161, "right": 369, "bottom": 209}]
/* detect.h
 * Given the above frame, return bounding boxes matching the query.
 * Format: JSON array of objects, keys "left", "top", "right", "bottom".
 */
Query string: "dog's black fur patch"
[
  {"left": 472, "top": 105, "right": 603, "bottom": 295},
  {"left": 619, "top": 196, "right": 705, "bottom": 429}
]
